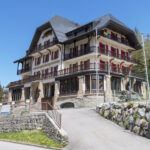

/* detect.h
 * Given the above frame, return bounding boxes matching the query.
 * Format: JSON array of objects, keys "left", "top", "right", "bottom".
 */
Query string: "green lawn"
[{"left": 0, "top": 130, "right": 67, "bottom": 148}]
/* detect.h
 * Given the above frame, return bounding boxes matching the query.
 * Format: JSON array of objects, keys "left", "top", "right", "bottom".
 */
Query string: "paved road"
[
  {"left": 0, "top": 141, "right": 53, "bottom": 150},
  {"left": 60, "top": 108, "right": 150, "bottom": 150}
]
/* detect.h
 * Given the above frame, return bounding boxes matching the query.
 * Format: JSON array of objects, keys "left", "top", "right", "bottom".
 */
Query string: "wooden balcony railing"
[
  {"left": 17, "top": 67, "right": 31, "bottom": 75},
  {"left": 29, "top": 39, "right": 58, "bottom": 54},
  {"left": 99, "top": 47, "right": 136, "bottom": 63},
  {"left": 64, "top": 46, "right": 136, "bottom": 63},
  {"left": 99, "top": 32, "right": 130, "bottom": 46},
  {"left": 8, "top": 63, "right": 145, "bottom": 88}
]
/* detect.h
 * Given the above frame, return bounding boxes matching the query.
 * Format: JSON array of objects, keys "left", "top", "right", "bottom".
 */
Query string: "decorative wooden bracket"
[
  {"left": 56, "top": 44, "right": 61, "bottom": 50},
  {"left": 120, "top": 61, "right": 125, "bottom": 67},
  {"left": 110, "top": 58, "right": 114, "bottom": 63},
  {"left": 47, "top": 49, "right": 51, "bottom": 54}
]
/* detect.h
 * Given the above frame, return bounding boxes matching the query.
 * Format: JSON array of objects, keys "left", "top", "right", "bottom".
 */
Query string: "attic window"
[{"left": 42, "top": 30, "right": 52, "bottom": 38}]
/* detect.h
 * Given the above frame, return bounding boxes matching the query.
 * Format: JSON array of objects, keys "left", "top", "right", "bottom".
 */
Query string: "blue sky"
[{"left": 0, "top": 0, "right": 150, "bottom": 87}]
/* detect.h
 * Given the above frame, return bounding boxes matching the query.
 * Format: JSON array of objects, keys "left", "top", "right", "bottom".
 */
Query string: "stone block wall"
[
  {"left": 96, "top": 102, "right": 150, "bottom": 138},
  {"left": 0, "top": 112, "right": 68, "bottom": 143}
]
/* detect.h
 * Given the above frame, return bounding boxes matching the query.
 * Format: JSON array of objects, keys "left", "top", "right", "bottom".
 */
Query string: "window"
[
  {"left": 43, "top": 54, "right": 49, "bottom": 63},
  {"left": 35, "top": 57, "right": 41, "bottom": 66},
  {"left": 111, "top": 77, "right": 121, "bottom": 92},
  {"left": 85, "top": 75, "right": 90, "bottom": 91},
  {"left": 52, "top": 50, "right": 59, "bottom": 60}
]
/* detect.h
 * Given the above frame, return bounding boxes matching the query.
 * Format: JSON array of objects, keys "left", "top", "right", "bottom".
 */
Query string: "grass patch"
[{"left": 0, "top": 130, "right": 67, "bottom": 148}]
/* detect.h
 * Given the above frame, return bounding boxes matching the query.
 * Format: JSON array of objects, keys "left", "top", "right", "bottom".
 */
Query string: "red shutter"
[
  {"left": 111, "top": 47, "right": 113, "bottom": 56},
  {"left": 69, "top": 64, "right": 72, "bottom": 73},
  {"left": 117, "top": 49, "right": 119, "bottom": 58},
  {"left": 99, "top": 42, "right": 102, "bottom": 52},
  {"left": 106, "top": 45, "right": 108, "bottom": 54},
  {"left": 76, "top": 63, "right": 78, "bottom": 71},
  {"left": 87, "top": 59, "right": 90, "bottom": 69},
  {"left": 100, "top": 60, "right": 103, "bottom": 70}
]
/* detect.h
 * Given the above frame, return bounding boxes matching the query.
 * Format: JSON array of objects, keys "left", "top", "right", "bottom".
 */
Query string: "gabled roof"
[
  {"left": 65, "top": 14, "right": 141, "bottom": 49},
  {"left": 29, "top": 15, "right": 80, "bottom": 51},
  {"left": 28, "top": 14, "right": 141, "bottom": 53},
  {"left": 49, "top": 15, "right": 80, "bottom": 42}
]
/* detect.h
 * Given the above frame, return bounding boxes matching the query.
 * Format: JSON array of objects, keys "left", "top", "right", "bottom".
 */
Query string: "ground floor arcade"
[{"left": 8, "top": 73, "right": 147, "bottom": 108}]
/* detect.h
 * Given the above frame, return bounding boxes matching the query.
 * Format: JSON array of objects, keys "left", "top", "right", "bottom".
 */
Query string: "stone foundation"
[
  {"left": 96, "top": 102, "right": 150, "bottom": 139},
  {"left": 0, "top": 112, "right": 68, "bottom": 143},
  {"left": 55, "top": 96, "right": 104, "bottom": 109}
]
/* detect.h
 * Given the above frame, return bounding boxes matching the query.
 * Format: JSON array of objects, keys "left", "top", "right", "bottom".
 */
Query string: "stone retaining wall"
[
  {"left": 0, "top": 112, "right": 68, "bottom": 143},
  {"left": 96, "top": 102, "right": 150, "bottom": 138}
]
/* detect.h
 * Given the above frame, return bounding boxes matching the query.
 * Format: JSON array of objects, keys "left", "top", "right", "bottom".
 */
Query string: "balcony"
[
  {"left": 64, "top": 46, "right": 136, "bottom": 63},
  {"left": 30, "top": 39, "right": 58, "bottom": 54},
  {"left": 8, "top": 63, "right": 145, "bottom": 88},
  {"left": 99, "top": 47, "right": 136, "bottom": 63},
  {"left": 99, "top": 32, "right": 130, "bottom": 47},
  {"left": 17, "top": 67, "right": 31, "bottom": 75},
  {"left": 64, "top": 46, "right": 96, "bottom": 61}
]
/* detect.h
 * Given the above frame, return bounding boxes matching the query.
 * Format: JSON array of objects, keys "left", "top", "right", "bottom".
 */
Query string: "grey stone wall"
[
  {"left": 96, "top": 102, "right": 150, "bottom": 139},
  {"left": 0, "top": 112, "right": 68, "bottom": 143},
  {"left": 56, "top": 96, "right": 104, "bottom": 109}
]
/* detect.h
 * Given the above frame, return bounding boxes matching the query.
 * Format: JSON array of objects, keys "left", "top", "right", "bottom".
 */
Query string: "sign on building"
[{"left": 1, "top": 105, "right": 11, "bottom": 114}]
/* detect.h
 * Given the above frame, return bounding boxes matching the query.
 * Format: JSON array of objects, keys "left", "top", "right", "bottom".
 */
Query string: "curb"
[{"left": 0, "top": 139, "right": 63, "bottom": 150}]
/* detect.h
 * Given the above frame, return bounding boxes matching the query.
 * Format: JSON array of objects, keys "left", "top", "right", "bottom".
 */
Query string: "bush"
[{"left": 133, "top": 114, "right": 138, "bottom": 120}]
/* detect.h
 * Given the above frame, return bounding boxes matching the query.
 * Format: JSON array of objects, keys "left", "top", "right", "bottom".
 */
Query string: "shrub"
[{"left": 133, "top": 114, "right": 138, "bottom": 120}]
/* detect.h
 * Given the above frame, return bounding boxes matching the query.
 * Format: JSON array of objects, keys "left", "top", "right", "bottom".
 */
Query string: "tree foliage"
[{"left": 132, "top": 27, "right": 150, "bottom": 81}]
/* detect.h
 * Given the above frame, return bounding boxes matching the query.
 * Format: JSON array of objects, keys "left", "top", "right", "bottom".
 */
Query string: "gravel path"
[{"left": 60, "top": 108, "right": 150, "bottom": 150}]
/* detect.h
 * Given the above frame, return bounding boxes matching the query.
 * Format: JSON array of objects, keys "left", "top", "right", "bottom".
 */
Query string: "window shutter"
[
  {"left": 106, "top": 45, "right": 108, "bottom": 54},
  {"left": 80, "top": 61, "right": 83, "bottom": 70},
  {"left": 87, "top": 59, "right": 90, "bottom": 69},
  {"left": 111, "top": 47, "right": 113, "bottom": 56},
  {"left": 75, "top": 63, "right": 78, "bottom": 71},
  {"left": 69, "top": 64, "right": 72, "bottom": 73},
  {"left": 100, "top": 60, "right": 103, "bottom": 70},
  {"left": 76, "top": 46, "right": 78, "bottom": 56},
  {"left": 117, "top": 49, "right": 119, "bottom": 58}
]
